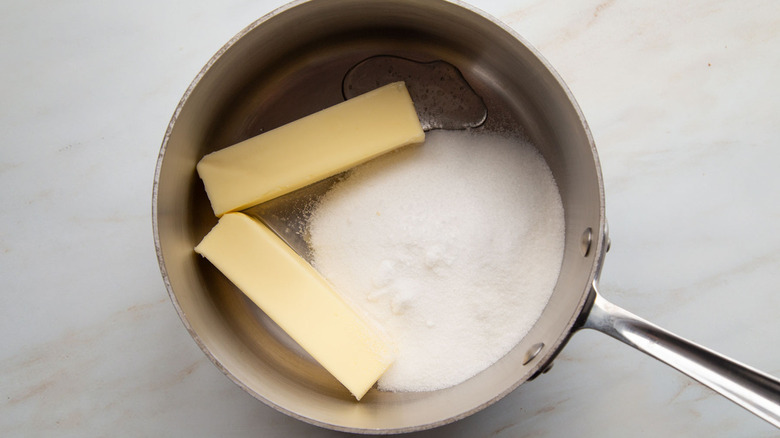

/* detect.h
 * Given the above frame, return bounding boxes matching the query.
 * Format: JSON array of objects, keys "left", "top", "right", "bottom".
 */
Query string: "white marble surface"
[{"left": 2, "top": 0, "right": 779, "bottom": 436}]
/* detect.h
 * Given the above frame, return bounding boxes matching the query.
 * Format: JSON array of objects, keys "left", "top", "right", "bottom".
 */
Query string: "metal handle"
[{"left": 582, "top": 283, "right": 780, "bottom": 428}]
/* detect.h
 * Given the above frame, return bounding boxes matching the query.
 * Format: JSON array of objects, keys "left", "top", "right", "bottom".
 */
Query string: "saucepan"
[{"left": 152, "top": 0, "right": 780, "bottom": 432}]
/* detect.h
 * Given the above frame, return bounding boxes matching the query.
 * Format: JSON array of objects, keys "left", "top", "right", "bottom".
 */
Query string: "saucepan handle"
[{"left": 582, "top": 282, "right": 780, "bottom": 428}]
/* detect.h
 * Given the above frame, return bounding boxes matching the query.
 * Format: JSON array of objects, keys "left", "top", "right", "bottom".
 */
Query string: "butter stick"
[
  {"left": 195, "top": 212, "right": 394, "bottom": 400},
  {"left": 197, "top": 82, "right": 425, "bottom": 217}
]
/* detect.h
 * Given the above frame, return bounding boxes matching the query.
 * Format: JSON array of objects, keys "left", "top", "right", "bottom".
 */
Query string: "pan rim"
[{"left": 152, "top": 0, "right": 606, "bottom": 433}]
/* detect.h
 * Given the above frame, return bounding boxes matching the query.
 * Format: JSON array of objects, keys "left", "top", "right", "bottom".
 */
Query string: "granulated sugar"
[{"left": 306, "top": 130, "right": 564, "bottom": 392}]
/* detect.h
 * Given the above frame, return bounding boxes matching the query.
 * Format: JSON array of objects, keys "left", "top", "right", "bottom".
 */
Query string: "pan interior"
[{"left": 154, "top": 0, "right": 604, "bottom": 433}]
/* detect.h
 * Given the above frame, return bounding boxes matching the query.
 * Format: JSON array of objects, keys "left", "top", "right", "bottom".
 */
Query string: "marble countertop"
[{"left": 2, "top": 0, "right": 779, "bottom": 436}]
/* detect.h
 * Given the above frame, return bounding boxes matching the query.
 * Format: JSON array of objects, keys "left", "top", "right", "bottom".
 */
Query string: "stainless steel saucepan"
[{"left": 152, "top": 0, "right": 780, "bottom": 432}]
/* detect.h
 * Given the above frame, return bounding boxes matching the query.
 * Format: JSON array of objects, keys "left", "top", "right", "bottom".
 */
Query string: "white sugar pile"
[{"left": 306, "top": 130, "right": 564, "bottom": 392}]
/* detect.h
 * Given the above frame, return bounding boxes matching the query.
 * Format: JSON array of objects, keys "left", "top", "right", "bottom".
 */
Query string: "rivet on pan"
[
  {"left": 581, "top": 227, "right": 593, "bottom": 257},
  {"left": 523, "top": 342, "right": 545, "bottom": 365}
]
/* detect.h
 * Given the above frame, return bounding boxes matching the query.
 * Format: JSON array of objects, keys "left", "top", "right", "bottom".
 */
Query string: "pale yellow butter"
[
  {"left": 194, "top": 212, "right": 394, "bottom": 400},
  {"left": 197, "top": 81, "right": 425, "bottom": 217}
]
